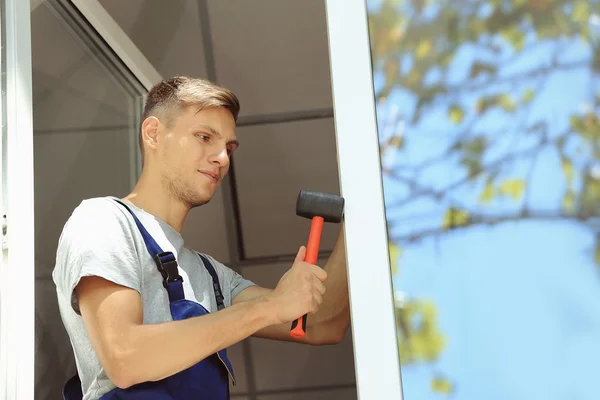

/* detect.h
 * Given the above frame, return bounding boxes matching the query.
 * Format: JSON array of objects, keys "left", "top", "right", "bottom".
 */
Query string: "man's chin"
[{"left": 189, "top": 192, "right": 213, "bottom": 208}]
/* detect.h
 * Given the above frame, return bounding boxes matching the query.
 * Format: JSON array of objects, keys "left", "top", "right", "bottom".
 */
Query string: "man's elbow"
[
  {"left": 309, "top": 320, "right": 350, "bottom": 346},
  {"left": 104, "top": 347, "right": 140, "bottom": 389}
]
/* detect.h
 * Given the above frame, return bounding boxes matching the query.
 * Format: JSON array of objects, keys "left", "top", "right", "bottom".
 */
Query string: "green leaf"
[
  {"left": 448, "top": 105, "right": 464, "bottom": 124},
  {"left": 398, "top": 299, "right": 446, "bottom": 364},
  {"left": 442, "top": 207, "right": 470, "bottom": 230},
  {"left": 389, "top": 242, "right": 402, "bottom": 275},
  {"left": 561, "top": 157, "right": 574, "bottom": 185},
  {"left": 463, "top": 136, "right": 487, "bottom": 155},
  {"left": 431, "top": 377, "right": 454, "bottom": 394},
  {"left": 570, "top": 115, "right": 586, "bottom": 134},
  {"left": 521, "top": 89, "right": 535, "bottom": 104},
  {"left": 469, "top": 61, "right": 497, "bottom": 78},
  {"left": 595, "top": 241, "right": 600, "bottom": 266},
  {"left": 500, "top": 26, "right": 526, "bottom": 51},
  {"left": 479, "top": 182, "right": 496, "bottom": 203},
  {"left": 405, "top": 68, "right": 422, "bottom": 87},
  {"left": 562, "top": 190, "right": 576, "bottom": 214},
  {"left": 572, "top": 1, "right": 589, "bottom": 23},
  {"left": 499, "top": 94, "right": 517, "bottom": 112},
  {"left": 416, "top": 39, "right": 432, "bottom": 58},
  {"left": 499, "top": 179, "right": 526, "bottom": 201}
]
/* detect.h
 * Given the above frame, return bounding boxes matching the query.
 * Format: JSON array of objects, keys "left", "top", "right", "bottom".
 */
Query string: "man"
[{"left": 53, "top": 76, "right": 350, "bottom": 400}]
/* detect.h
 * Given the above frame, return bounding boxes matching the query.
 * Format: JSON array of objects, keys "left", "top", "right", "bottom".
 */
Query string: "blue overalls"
[{"left": 63, "top": 199, "right": 235, "bottom": 400}]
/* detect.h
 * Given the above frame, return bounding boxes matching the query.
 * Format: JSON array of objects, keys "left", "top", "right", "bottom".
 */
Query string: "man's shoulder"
[
  {"left": 72, "top": 195, "right": 122, "bottom": 215},
  {"left": 66, "top": 196, "right": 127, "bottom": 224},
  {"left": 59, "top": 196, "right": 132, "bottom": 241}
]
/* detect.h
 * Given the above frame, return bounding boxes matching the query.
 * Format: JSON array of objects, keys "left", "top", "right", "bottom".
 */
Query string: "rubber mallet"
[{"left": 290, "top": 189, "right": 345, "bottom": 339}]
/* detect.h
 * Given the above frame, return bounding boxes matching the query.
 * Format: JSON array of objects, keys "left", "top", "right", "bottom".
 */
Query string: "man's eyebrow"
[{"left": 197, "top": 123, "right": 239, "bottom": 147}]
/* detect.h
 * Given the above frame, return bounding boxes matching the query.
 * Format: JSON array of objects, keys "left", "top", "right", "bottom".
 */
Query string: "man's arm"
[
  {"left": 76, "top": 247, "right": 327, "bottom": 389},
  {"left": 233, "top": 225, "right": 350, "bottom": 345}
]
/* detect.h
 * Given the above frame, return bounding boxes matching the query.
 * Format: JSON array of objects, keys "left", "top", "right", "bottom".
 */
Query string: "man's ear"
[{"left": 140, "top": 116, "right": 160, "bottom": 152}]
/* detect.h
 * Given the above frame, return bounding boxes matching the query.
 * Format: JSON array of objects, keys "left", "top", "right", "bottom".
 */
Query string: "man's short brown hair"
[{"left": 139, "top": 76, "right": 240, "bottom": 159}]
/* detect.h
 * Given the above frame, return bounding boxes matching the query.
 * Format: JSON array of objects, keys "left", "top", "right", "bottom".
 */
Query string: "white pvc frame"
[
  {"left": 71, "top": 0, "right": 163, "bottom": 180},
  {"left": 0, "top": 0, "right": 35, "bottom": 398},
  {"left": 70, "top": 0, "right": 162, "bottom": 92},
  {"left": 325, "top": 1, "right": 404, "bottom": 398},
  {"left": 0, "top": 1, "right": 160, "bottom": 398},
  {"left": 0, "top": 0, "right": 404, "bottom": 397}
]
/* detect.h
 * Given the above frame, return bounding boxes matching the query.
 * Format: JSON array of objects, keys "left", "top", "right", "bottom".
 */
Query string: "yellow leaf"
[
  {"left": 563, "top": 190, "right": 576, "bottom": 214},
  {"left": 499, "top": 179, "right": 526, "bottom": 201},
  {"left": 521, "top": 89, "right": 535, "bottom": 104},
  {"left": 479, "top": 182, "right": 495, "bottom": 203},
  {"left": 561, "top": 157, "right": 574, "bottom": 184},
  {"left": 442, "top": 208, "right": 470, "bottom": 230},
  {"left": 499, "top": 94, "right": 517, "bottom": 112},
  {"left": 431, "top": 377, "right": 454, "bottom": 394},
  {"left": 572, "top": 1, "right": 589, "bottom": 23},
  {"left": 416, "top": 40, "right": 432, "bottom": 58},
  {"left": 388, "top": 242, "right": 402, "bottom": 275},
  {"left": 448, "top": 105, "right": 464, "bottom": 124},
  {"left": 406, "top": 69, "right": 422, "bottom": 87},
  {"left": 595, "top": 243, "right": 600, "bottom": 266}
]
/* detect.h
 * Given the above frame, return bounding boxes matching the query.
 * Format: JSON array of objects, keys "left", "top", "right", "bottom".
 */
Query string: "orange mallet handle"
[{"left": 290, "top": 216, "right": 324, "bottom": 339}]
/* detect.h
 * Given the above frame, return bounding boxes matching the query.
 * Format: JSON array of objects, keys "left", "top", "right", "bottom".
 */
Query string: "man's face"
[{"left": 157, "top": 105, "right": 238, "bottom": 207}]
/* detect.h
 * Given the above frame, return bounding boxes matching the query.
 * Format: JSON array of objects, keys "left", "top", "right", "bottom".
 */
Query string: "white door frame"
[
  {"left": 1, "top": 0, "right": 404, "bottom": 398},
  {"left": 0, "top": 0, "right": 35, "bottom": 398},
  {"left": 70, "top": 0, "right": 162, "bottom": 92},
  {"left": 324, "top": 1, "right": 404, "bottom": 398},
  {"left": 0, "top": 1, "right": 161, "bottom": 398}
]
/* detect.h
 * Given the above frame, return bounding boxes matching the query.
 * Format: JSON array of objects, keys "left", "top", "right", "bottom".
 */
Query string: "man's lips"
[{"left": 199, "top": 170, "right": 219, "bottom": 183}]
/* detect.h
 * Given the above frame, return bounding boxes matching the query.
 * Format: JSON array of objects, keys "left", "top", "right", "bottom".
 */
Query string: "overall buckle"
[{"left": 154, "top": 251, "right": 183, "bottom": 289}]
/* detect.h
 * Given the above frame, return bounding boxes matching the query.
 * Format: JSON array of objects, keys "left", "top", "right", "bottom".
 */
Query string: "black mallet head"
[{"left": 296, "top": 190, "right": 344, "bottom": 223}]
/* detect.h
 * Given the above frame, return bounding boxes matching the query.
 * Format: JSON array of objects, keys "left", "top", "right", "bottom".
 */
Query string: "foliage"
[{"left": 370, "top": 0, "right": 600, "bottom": 395}]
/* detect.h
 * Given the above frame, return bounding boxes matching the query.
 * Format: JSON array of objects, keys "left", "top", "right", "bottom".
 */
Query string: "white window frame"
[
  {"left": 0, "top": 1, "right": 160, "bottom": 398},
  {"left": 70, "top": 0, "right": 162, "bottom": 92},
  {"left": 1, "top": 0, "right": 403, "bottom": 397},
  {"left": 324, "top": 1, "right": 405, "bottom": 398},
  {"left": 0, "top": 0, "right": 35, "bottom": 398},
  {"left": 70, "top": 0, "right": 163, "bottom": 179}
]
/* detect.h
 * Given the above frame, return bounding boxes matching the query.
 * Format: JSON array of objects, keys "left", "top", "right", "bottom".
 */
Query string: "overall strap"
[
  {"left": 198, "top": 253, "right": 225, "bottom": 311},
  {"left": 113, "top": 199, "right": 225, "bottom": 310},
  {"left": 114, "top": 199, "right": 185, "bottom": 302}
]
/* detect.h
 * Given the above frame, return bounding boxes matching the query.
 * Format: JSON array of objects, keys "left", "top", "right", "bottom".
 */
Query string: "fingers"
[
  {"left": 311, "top": 265, "right": 328, "bottom": 282},
  {"left": 309, "top": 288, "right": 323, "bottom": 314},
  {"left": 312, "top": 274, "right": 326, "bottom": 296},
  {"left": 295, "top": 246, "right": 306, "bottom": 262}
]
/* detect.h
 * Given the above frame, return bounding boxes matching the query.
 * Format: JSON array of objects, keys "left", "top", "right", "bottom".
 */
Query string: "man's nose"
[{"left": 210, "top": 148, "right": 230, "bottom": 166}]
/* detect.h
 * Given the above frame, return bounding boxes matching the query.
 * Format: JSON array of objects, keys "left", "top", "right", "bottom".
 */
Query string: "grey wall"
[{"left": 33, "top": 1, "right": 357, "bottom": 399}]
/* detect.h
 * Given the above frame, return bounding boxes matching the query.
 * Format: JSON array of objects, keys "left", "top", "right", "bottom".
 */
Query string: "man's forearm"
[
  {"left": 113, "top": 296, "right": 275, "bottom": 387},
  {"left": 230, "top": 227, "right": 350, "bottom": 345},
  {"left": 309, "top": 224, "right": 350, "bottom": 338}
]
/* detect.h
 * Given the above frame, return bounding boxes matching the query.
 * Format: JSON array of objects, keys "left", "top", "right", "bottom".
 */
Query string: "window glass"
[{"left": 367, "top": 0, "right": 600, "bottom": 398}]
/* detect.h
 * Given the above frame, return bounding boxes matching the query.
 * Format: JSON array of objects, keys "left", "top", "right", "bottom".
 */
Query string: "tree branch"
[
  {"left": 391, "top": 208, "right": 597, "bottom": 243},
  {"left": 385, "top": 130, "right": 570, "bottom": 210}
]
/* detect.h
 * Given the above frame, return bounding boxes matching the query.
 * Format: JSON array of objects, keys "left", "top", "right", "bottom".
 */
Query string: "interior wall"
[{"left": 32, "top": 1, "right": 357, "bottom": 399}]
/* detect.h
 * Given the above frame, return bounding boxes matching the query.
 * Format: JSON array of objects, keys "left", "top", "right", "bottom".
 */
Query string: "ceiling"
[{"left": 32, "top": 0, "right": 342, "bottom": 267}]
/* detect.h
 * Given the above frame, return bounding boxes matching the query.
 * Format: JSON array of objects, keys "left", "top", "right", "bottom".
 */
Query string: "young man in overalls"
[{"left": 52, "top": 76, "right": 350, "bottom": 400}]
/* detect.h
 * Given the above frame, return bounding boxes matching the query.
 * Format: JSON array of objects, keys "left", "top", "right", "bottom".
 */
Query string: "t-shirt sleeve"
[
  {"left": 53, "top": 199, "right": 142, "bottom": 315},
  {"left": 202, "top": 254, "right": 256, "bottom": 306}
]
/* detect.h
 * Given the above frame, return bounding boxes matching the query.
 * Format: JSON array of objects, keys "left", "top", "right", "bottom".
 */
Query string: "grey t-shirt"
[{"left": 52, "top": 196, "right": 255, "bottom": 400}]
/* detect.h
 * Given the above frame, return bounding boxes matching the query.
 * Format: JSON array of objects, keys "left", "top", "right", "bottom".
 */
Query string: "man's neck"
[{"left": 123, "top": 172, "right": 190, "bottom": 233}]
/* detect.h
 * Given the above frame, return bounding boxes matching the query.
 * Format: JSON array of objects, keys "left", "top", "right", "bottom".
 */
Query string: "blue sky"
[{"left": 366, "top": 1, "right": 600, "bottom": 399}]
